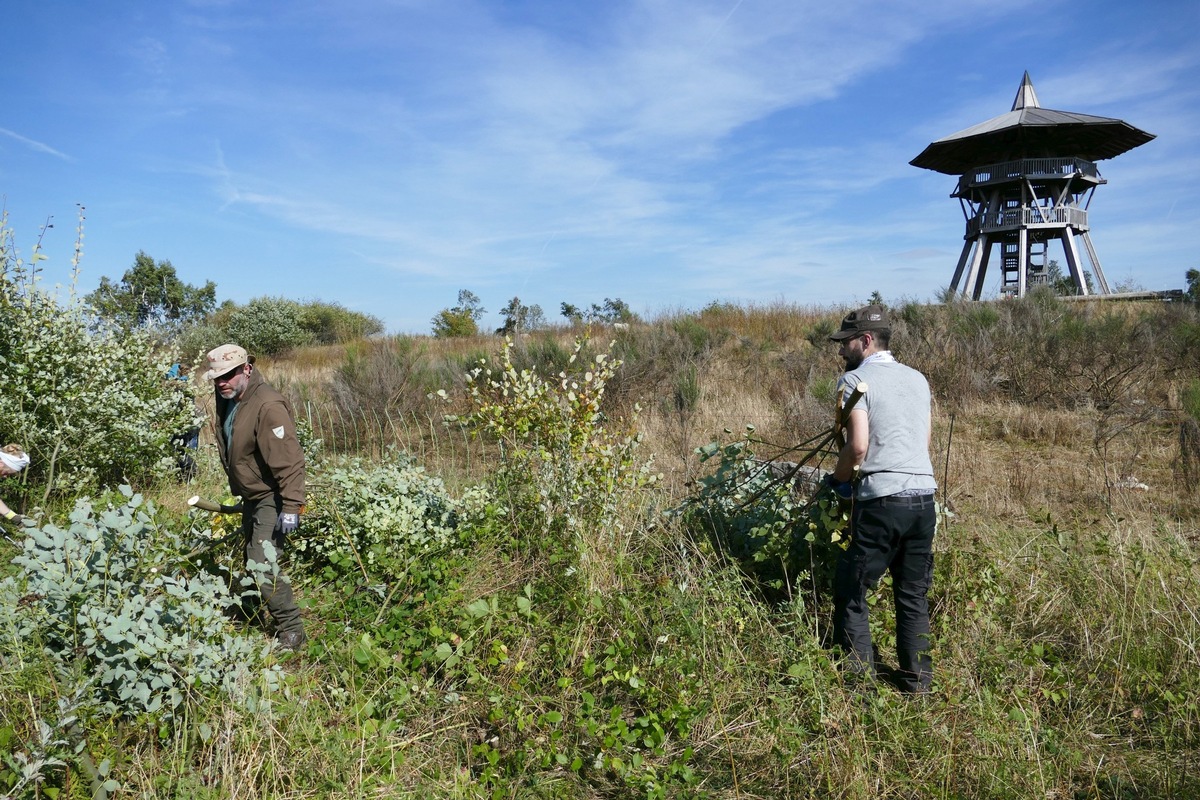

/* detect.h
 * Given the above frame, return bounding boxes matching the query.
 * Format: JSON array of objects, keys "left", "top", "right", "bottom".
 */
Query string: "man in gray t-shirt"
[{"left": 825, "top": 304, "right": 937, "bottom": 692}]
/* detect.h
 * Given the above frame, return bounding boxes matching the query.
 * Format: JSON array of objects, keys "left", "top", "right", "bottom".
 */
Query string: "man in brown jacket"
[{"left": 203, "top": 343, "right": 307, "bottom": 650}]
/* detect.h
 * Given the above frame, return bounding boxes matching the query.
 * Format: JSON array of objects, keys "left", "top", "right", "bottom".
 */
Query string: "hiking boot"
[{"left": 275, "top": 629, "right": 308, "bottom": 652}]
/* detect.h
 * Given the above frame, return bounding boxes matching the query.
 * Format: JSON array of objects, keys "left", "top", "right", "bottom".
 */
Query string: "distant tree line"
[
  {"left": 560, "top": 297, "right": 636, "bottom": 326},
  {"left": 430, "top": 291, "right": 638, "bottom": 338},
  {"left": 86, "top": 251, "right": 384, "bottom": 358}
]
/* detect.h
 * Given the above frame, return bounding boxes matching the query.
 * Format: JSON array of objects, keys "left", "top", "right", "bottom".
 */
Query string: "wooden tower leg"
[
  {"left": 970, "top": 236, "right": 993, "bottom": 300},
  {"left": 1079, "top": 231, "right": 1111, "bottom": 293},
  {"left": 1060, "top": 230, "right": 1090, "bottom": 296},
  {"left": 949, "top": 239, "right": 975, "bottom": 295},
  {"left": 1017, "top": 228, "right": 1029, "bottom": 298}
]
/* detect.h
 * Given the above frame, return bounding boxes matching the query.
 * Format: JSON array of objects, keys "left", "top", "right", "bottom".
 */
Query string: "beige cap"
[{"left": 202, "top": 344, "right": 249, "bottom": 381}]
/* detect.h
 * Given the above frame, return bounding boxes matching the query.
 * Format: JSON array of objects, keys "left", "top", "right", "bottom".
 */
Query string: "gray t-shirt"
[{"left": 838, "top": 356, "right": 937, "bottom": 500}]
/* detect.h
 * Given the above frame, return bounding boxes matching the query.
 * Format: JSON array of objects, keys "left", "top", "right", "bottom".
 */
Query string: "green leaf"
[{"left": 465, "top": 598, "right": 491, "bottom": 619}]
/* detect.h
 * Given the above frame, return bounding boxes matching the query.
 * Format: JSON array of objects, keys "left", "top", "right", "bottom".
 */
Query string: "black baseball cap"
[{"left": 828, "top": 305, "right": 891, "bottom": 341}]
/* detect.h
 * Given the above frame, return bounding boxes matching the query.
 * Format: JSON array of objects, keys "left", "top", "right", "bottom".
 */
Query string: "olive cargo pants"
[{"left": 236, "top": 498, "right": 304, "bottom": 636}]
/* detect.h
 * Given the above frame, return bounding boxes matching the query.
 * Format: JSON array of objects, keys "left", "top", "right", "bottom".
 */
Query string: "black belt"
[{"left": 858, "top": 492, "right": 936, "bottom": 510}]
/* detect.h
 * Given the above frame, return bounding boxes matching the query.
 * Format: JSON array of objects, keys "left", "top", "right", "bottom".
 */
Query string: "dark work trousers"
[
  {"left": 238, "top": 498, "right": 304, "bottom": 635},
  {"left": 832, "top": 492, "right": 936, "bottom": 692}
]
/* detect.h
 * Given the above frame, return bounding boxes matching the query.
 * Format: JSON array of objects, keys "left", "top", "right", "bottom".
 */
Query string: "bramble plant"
[{"left": 684, "top": 428, "right": 849, "bottom": 609}]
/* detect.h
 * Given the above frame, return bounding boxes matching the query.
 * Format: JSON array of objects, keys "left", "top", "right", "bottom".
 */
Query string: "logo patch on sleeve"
[{"left": 273, "top": 426, "right": 286, "bottom": 439}]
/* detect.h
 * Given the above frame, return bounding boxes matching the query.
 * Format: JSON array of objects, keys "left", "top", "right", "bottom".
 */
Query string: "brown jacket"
[{"left": 213, "top": 369, "right": 305, "bottom": 514}]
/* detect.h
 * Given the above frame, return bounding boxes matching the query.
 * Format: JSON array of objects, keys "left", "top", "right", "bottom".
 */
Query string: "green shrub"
[
  {"left": 430, "top": 309, "right": 479, "bottom": 338},
  {"left": 0, "top": 215, "right": 199, "bottom": 494},
  {"left": 669, "top": 316, "right": 717, "bottom": 354},
  {"left": 328, "top": 336, "right": 438, "bottom": 423},
  {"left": 902, "top": 298, "right": 1200, "bottom": 412},
  {"left": 296, "top": 452, "right": 484, "bottom": 585},
  {"left": 804, "top": 318, "right": 836, "bottom": 348},
  {"left": 605, "top": 321, "right": 723, "bottom": 411},
  {"left": 456, "top": 338, "right": 658, "bottom": 592},
  {"left": 682, "top": 430, "right": 848, "bottom": 610},
  {"left": 175, "top": 299, "right": 383, "bottom": 366},
  {"left": 1183, "top": 380, "right": 1200, "bottom": 422},
  {"left": 298, "top": 300, "right": 384, "bottom": 344},
  {"left": 431, "top": 290, "right": 485, "bottom": 338},
  {"left": 225, "top": 296, "right": 310, "bottom": 355},
  {"left": 507, "top": 335, "right": 575, "bottom": 378},
  {"left": 2, "top": 487, "right": 265, "bottom": 719},
  {"left": 173, "top": 321, "right": 229, "bottom": 367}
]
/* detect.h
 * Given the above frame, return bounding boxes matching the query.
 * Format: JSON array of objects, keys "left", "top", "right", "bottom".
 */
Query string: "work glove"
[
  {"left": 277, "top": 512, "right": 299, "bottom": 535},
  {"left": 823, "top": 474, "right": 855, "bottom": 500},
  {"left": 2, "top": 510, "right": 29, "bottom": 527}
]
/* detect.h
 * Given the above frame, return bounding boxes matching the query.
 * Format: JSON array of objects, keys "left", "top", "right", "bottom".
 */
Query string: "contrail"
[
  {"left": 704, "top": 0, "right": 745, "bottom": 48},
  {"left": 0, "top": 128, "right": 70, "bottom": 161}
]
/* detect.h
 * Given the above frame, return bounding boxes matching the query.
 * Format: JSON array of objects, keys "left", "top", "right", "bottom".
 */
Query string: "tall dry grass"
[
  {"left": 254, "top": 296, "right": 1200, "bottom": 530},
  {"left": 120, "top": 296, "right": 1200, "bottom": 799}
]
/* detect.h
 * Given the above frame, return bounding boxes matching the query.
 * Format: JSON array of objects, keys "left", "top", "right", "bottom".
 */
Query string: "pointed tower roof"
[
  {"left": 1011, "top": 70, "right": 1040, "bottom": 111},
  {"left": 910, "top": 73, "right": 1155, "bottom": 175}
]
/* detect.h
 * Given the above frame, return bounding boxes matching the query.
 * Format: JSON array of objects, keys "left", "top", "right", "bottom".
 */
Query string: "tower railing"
[
  {"left": 966, "top": 206, "right": 1089, "bottom": 237},
  {"left": 957, "top": 157, "right": 1100, "bottom": 191}
]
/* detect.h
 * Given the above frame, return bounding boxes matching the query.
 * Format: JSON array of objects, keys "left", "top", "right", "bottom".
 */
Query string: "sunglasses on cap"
[{"left": 215, "top": 365, "right": 245, "bottom": 382}]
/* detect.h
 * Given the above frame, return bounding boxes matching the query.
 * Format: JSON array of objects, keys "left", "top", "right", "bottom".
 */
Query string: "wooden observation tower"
[{"left": 911, "top": 73, "right": 1154, "bottom": 299}]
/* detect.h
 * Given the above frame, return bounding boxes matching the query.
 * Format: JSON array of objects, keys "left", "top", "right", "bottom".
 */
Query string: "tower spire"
[{"left": 1011, "top": 71, "right": 1040, "bottom": 111}]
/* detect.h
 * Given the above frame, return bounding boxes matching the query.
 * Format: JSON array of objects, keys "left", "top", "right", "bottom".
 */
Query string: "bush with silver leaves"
[
  {"left": 224, "top": 295, "right": 310, "bottom": 356},
  {"left": 297, "top": 451, "right": 481, "bottom": 583},
  {"left": 0, "top": 214, "right": 199, "bottom": 493},
  {"left": 2, "top": 487, "right": 264, "bottom": 719}
]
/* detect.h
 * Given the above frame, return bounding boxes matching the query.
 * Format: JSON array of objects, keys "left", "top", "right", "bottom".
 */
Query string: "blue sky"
[{"left": 3, "top": 0, "right": 1197, "bottom": 334}]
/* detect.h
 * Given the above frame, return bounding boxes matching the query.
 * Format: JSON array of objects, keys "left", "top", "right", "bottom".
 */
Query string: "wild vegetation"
[
  {"left": 81, "top": 250, "right": 382, "bottom": 362},
  {"left": 3, "top": 220, "right": 1200, "bottom": 798}
]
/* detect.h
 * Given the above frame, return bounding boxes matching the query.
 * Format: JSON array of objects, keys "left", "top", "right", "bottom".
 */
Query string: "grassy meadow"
[{"left": 3, "top": 295, "right": 1199, "bottom": 799}]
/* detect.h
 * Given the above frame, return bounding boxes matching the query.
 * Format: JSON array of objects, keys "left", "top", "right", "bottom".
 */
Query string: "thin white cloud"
[
  {"left": 0, "top": 128, "right": 71, "bottom": 161},
  {"left": 202, "top": 1, "right": 1026, "bottom": 262},
  {"left": 57, "top": 0, "right": 1191, "bottom": 325}
]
